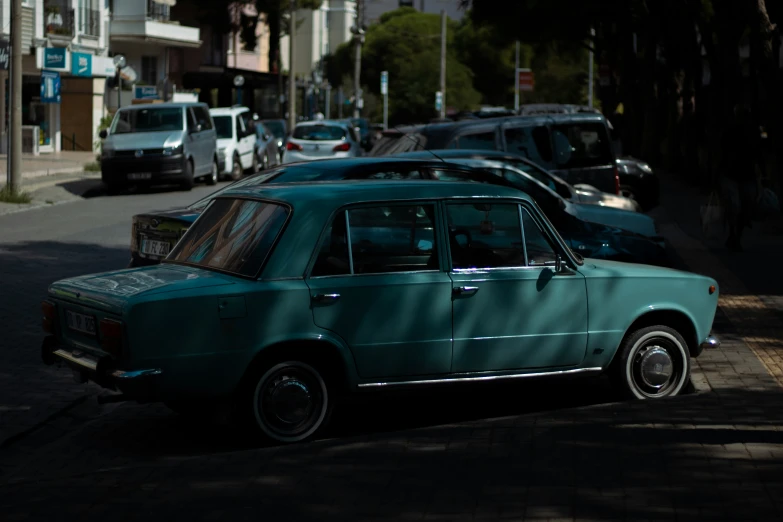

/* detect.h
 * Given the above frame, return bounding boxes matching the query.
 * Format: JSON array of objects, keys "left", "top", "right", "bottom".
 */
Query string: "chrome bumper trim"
[
  {"left": 53, "top": 348, "right": 98, "bottom": 372},
  {"left": 358, "top": 366, "right": 603, "bottom": 389},
  {"left": 700, "top": 335, "right": 721, "bottom": 350}
]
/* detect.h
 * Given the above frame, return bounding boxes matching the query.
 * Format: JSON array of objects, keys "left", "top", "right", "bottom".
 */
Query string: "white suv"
[{"left": 209, "top": 106, "right": 258, "bottom": 180}]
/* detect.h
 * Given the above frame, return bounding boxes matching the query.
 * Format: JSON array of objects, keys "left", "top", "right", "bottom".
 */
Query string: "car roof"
[
  {"left": 209, "top": 106, "right": 249, "bottom": 116},
  {"left": 117, "top": 102, "right": 204, "bottom": 111},
  {"left": 221, "top": 178, "right": 532, "bottom": 206},
  {"left": 394, "top": 149, "right": 530, "bottom": 161}
]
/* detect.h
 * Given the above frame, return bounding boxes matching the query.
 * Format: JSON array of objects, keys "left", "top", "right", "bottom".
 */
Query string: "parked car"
[
  {"left": 431, "top": 158, "right": 658, "bottom": 238},
  {"left": 99, "top": 102, "right": 219, "bottom": 192},
  {"left": 260, "top": 118, "right": 288, "bottom": 162},
  {"left": 42, "top": 180, "right": 721, "bottom": 444},
  {"left": 254, "top": 121, "right": 282, "bottom": 171},
  {"left": 616, "top": 156, "right": 660, "bottom": 210},
  {"left": 128, "top": 159, "right": 668, "bottom": 268},
  {"left": 368, "top": 112, "right": 620, "bottom": 195},
  {"left": 338, "top": 117, "right": 374, "bottom": 151},
  {"left": 282, "top": 121, "right": 363, "bottom": 163},
  {"left": 209, "top": 106, "right": 259, "bottom": 180},
  {"left": 394, "top": 149, "right": 642, "bottom": 212}
]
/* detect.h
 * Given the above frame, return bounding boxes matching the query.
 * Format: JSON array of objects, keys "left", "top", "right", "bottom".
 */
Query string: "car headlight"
[
  {"left": 217, "top": 148, "right": 226, "bottom": 160},
  {"left": 638, "top": 163, "right": 652, "bottom": 174},
  {"left": 163, "top": 144, "right": 184, "bottom": 156}
]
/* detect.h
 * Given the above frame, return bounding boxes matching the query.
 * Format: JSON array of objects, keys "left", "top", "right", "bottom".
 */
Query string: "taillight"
[
  {"left": 614, "top": 166, "right": 621, "bottom": 195},
  {"left": 42, "top": 300, "right": 56, "bottom": 334},
  {"left": 286, "top": 141, "right": 302, "bottom": 151},
  {"left": 100, "top": 318, "right": 124, "bottom": 358},
  {"left": 333, "top": 142, "right": 351, "bottom": 152}
]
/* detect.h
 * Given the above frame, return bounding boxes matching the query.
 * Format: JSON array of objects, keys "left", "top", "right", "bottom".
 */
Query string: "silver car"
[{"left": 282, "top": 121, "right": 362, "bottom": 164}]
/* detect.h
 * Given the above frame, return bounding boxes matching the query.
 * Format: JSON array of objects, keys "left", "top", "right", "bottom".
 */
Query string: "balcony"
[
  {"left": 110, "top": 0, "right": 201, "bottom": 48},
  {"left": 80, "top": 8, "right": 100, "bottom": 37},
  {"left": 44, "top": 0, "right": 75, "bottom": 38}
]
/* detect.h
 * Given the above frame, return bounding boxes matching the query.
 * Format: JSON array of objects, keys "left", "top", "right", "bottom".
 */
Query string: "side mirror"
[
  {"left": 99, "top": 129, "right": 108, "bottom": 139},
  {"left": 190, "top": 123, "right": 202, "bottom": 134}
]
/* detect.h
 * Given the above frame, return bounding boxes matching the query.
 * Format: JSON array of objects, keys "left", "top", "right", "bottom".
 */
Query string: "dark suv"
[{"left": 369, "top": 113, "right": 619, "bottom": 195}]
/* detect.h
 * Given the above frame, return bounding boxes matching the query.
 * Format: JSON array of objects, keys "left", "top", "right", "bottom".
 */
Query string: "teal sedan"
[{"left": 41, "top": 180, "right": 721, "bottom": 444}]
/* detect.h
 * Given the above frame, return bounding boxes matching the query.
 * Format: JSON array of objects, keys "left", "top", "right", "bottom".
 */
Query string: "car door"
[
  {"left": 186, "top": 107, "right": 205, "bottom": 173},
  {"left": 501, "top": 120, "right": 556, "bottom": 170},
  {"left": 446, "top": 200, "right": 589, "bottom": 373},
  {"left": 449, "top": 127, "right": 500, "bottom": 150},
  {"left": 238, "top": 113, "right": 256, "bottom": 168},
  {"left": 306, "top": 203, "right": 453, "bottom": 379}
]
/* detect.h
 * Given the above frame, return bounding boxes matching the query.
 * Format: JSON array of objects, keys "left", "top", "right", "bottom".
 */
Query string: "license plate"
[
  {"left": 66, "top": 310, "right": 97, "bottom": 336},
  {"left": 128, "top": 173, "right": 152, "bottom": 180},
  {"left": 141, "top": 239, "right": 171, "bottom": 257}
]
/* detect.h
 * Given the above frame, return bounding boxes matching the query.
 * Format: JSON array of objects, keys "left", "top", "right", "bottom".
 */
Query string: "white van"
[{"left": 209, "top": 106, "right": 258, "bottom": 180}]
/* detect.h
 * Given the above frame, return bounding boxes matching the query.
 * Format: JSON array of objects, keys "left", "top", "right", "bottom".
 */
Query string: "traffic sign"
[
  {"left": 435, "top": 91, "right": 443, "bottom": 111},
  {"left": 517, "top": 68, "right": 534, "bottom": 92},
  {"left": 380, "top": 71, "right": 388, "bottom": 95}
]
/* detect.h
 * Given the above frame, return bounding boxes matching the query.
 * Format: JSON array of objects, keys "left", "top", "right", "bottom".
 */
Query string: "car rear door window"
[
  {"left": 551, "top": 122, "right": 613, "bottom": 169},
  {"left": 445, "top": 203, "right": 524, "bottom": 270},
  {"left": 361, "top": 169, "right": 423, "bottom": 180},
  {"left": 455, "top": 131, "right": 497, "bottom": 150},
  {"left": 312, "top": 205, "right": 439, "bottom": 276}
]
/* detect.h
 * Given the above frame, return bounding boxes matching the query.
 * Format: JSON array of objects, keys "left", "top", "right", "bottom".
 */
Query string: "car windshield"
[
  {"left": 111, "top": 107, "right": 183, "bottom": 134},
  {"left": 293, "top": 124, "right": 346, "bottom": 141},
  {"left": 263, "top": 120, "right": 285, "bottom": 138},
  {"left": 212, "top": 116, "right": 233, "bottom": 139},
  {"left": 167, "top": 198, "right": 289, "bottom": 278}
]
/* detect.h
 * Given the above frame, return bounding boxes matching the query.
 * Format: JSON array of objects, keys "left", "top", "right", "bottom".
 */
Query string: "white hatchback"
[
  {"left": 282, "top": 121, "right": 362, "bottom": 164},
  {"left": 210, "top": 106, "right": 258, "bottom": 180}
]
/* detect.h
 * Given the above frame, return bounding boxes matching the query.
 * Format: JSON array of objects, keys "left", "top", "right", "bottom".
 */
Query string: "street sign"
[
  {"left": 435, "top": 91, "right": 443, "bottom": 111},
  {"left": 234, "top": 75, "right": 245, "bottom": 87},
  {"left": 380, "top": 71, "right": 388, "bottom": 95},
  {"left": 113, "top": 54, "right": 126, "bottom": 69},
  {"left": 0, "top": 40, "right": 8, "bottom": 71},
  {"left": 134, "top": 86, "right": 159, "bottom": 100},
  {"left": 517, "top": 68, "right": 534, "bottom": 92},
  {"left": 40, "top": 71, "right": 61, "bottom": 104}
]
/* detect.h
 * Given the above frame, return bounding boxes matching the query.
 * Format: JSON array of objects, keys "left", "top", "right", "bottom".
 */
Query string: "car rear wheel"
[
  {"left": 245, "top": 360, "right": 333, "bottom": 444},
  {"left": 230, "top": 154, "right": 242, "bottom": 181},
  {"left": 206, "top": 158, "right": 218, "bottom": 185},
  {"left": 611, "top": 325, "right": 691, "bottom": 400}
]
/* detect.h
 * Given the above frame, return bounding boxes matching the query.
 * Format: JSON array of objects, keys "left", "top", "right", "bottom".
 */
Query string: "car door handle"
[
  {"left": 453, "top": 286, "right": 479, "bottom": 296},
  {"left": 312, "top": 293, "right": 341, "bottom": 302}
]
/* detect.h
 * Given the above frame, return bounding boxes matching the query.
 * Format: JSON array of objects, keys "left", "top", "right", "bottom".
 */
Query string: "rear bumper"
[
  {"left": 694, "top": 334, "right": 721, "bottom": 357},
  {"left": 42, "top": 335, "right": 161, "bottom": 401}
]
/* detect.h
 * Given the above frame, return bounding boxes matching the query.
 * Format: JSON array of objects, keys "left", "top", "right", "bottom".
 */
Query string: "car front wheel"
[
  {"left": 230, "top": 154, "right": 242, "bottom": 181},
  {"left": 612, "top": 325, "right": 691, "bottom": 400},
  {"left": 248, "top": 360, "right": 332, "bottom": 444}
]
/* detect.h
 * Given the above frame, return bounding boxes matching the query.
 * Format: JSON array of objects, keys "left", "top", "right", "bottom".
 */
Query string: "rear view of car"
[{"left": 283, "top": 122, "right": 361, "bottom": 163}]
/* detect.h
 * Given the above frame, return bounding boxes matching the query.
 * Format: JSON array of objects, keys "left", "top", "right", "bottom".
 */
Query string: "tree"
[{"left": 327, "top": 8, "right": 481, "bottom": 124}]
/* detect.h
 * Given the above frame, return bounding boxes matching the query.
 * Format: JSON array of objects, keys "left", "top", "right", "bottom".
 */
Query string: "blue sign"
[
  {"left": 71, "top": 52, "right": 92, "bottom": 77},
  {"left": 134, "top": 86, "right": 159, "bottom": 100},
  {"left": 43, "top": 48, "right": 67, "bottom": 70},
  {"left": 40, "top": 71, "right": 61, "bottom": 104}
]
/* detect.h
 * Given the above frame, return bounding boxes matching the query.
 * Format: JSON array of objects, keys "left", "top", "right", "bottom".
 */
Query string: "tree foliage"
[{"left": 327, "top": 8, "right": 481, "bottom": 124}]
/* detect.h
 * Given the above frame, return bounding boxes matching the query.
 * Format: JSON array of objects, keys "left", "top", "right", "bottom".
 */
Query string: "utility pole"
[
  {"left": 287, "top": 0, "right": 297, "bottom": 130},
  {"left": 588, "top": 27, "right": 595, "bottom": 108},
  {"left": 438, "top": 9, "right": 446, "bottom": 120},
  {"left": 8, "top": 0, "right": 22, "bottom": 194},
  {"left": 277, "top": 10, "right": 284, "bottom": 118},
  {"left": 352, "top": 0, "right": 364, "bottom": 119},
  {"left": 514, "top": 41, "right": 520, "bottom": 112}
]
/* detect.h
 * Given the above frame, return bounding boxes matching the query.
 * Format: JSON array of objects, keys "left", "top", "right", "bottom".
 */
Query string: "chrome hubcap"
[
  {"left": 638, "top": 346, "right": 673, "bottom": 388},
  {"left": 256, "top": 365, "right": 324, "bottom": 439}
]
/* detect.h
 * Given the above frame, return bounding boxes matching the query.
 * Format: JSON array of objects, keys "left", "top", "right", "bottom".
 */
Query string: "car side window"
[
  {"left": 193, "top": 106, "right": 212, "bottom": 130},
  {"left": 504, "top": 125, "right": 553, "bottom": 164},
  {"left": 455, "top": 131, "right": 496, "bottom": 150},
  {"left": 310, "top": 205, "right": 438, "bottom": 276},
  {"left": 521, "top": 207, "right": 558, "bottom": 267},
  {"left": 187, "top": 108, "right": 198, "bottom": 132},
  {"left": 235, "top": 116, "right": 244, "bottom": 138},
  {"left": 445, "top": 203, "right": 524, "bottom": 270}
]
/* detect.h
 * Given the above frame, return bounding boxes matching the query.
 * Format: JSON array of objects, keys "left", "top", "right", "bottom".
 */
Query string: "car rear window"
[
  {"left": 293, "top": 125, "right": 346, "bottom": 141},
  {"left": 551, "top": 122, "right": 613, "bottom": 169},
  {"left": 168, "top": 198, "right": 289, "bottom": 277}
]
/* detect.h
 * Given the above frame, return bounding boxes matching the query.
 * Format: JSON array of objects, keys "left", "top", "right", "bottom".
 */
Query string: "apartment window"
[
  {"left": 79, "top": 0, "right": 101, "bottom": 37},
  {"left": 147, "top": 0, "right": 170, "bottom": 21},
  {"left": 141, "top": 56, "right": 158, "bottom": 86}
]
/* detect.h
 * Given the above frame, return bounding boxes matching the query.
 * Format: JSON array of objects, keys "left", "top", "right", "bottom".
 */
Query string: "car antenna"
[{"left": 393, "top": 124, "right": 445, "bottom": 162}]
